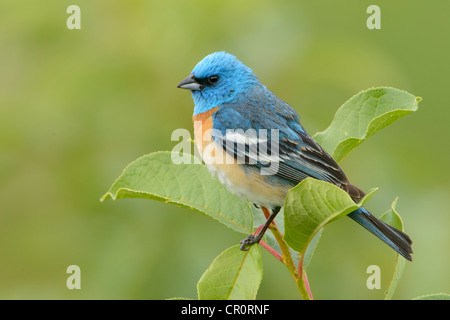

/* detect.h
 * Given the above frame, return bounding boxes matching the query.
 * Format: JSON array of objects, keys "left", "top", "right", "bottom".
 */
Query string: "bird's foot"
[{"left": 239, "top": 234, "right": 262, "bottom": 251}]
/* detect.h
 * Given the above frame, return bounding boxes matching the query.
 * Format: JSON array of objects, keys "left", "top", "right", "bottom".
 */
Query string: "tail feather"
[{"left": 348, "top": 207, "right": 413, "bottom": 261}]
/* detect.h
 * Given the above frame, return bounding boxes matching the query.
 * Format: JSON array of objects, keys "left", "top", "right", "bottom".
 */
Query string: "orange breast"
[
  {"left": 192, "top": 107, "right": 219, "bottom": 154},
  {"left": 192, "top": 106, "right": 241, "bottom": 179}
]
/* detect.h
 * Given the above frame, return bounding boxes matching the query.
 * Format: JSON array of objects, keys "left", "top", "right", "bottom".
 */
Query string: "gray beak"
[{"left": 177, "top": 74, "right": 203, "bottom": 91}]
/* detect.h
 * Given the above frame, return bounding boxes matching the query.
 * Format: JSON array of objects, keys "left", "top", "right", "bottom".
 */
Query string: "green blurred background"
[{"left": 1, "top": 0, "right": 449, "bottom": 299}]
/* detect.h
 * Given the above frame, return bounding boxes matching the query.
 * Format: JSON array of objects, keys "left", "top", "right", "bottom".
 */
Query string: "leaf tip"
[
  {"left": 391, "top": 196, "right": 399, "bottom": 209},
  {"left": 99, "top": 191, "right": 114, "bottom": 202},
  {"left": 359, "top": 187, "right": 378, "bottom": 206}
]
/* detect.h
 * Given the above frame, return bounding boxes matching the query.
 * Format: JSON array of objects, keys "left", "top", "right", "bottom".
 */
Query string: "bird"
[{"left": 177, "top": 51, "right": 413, "bottom": 261}]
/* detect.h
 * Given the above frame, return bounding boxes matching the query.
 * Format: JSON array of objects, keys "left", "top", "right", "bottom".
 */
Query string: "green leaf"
[
  {"left": 303, "top": 229, "right": 322, "bottom": 268},
  {"left": 283, "top": 178, "right": 376, "bottom": 256},
  {"left": 380, "top": 197, "right": 406, "bottom": 300},
  {"left": 197, "top": 245, "right": 263, "bottom": 300},
  {"left": 380, "top": 198, "right": 404, "bottom": 230},
  {"left": 314, "top": 87, "right": 420, "bottom": 162},
  {"left": 101, "top": 151, "right": 253, "bottom": 234},
  {"left": 412, "top": 293, "right": 450, "bottom": 300}
]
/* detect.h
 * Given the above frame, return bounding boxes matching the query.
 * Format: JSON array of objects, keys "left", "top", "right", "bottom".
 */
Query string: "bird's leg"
[{"left": 240, "top": 206, "right": 281, "bottom": 251}]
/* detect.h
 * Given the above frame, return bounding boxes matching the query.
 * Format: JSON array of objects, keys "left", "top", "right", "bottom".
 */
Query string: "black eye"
[{"left": 208, "top": 75, "right": 219, "bottom": 84}]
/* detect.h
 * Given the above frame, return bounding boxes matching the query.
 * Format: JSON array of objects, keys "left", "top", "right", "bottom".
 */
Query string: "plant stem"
[
  {"left": 261, "top": 207, "right": 312, "bottom": 300},
  {"left": 297, "top": 254, "right": 313, "bottom": 300},
  {"left": 302, "top": 271, "right": 314, "bottom": 300},
  {"left": 253, "top": 223, "right": 283, "bottom": 262},
  {"left": 259, "top": 240, "right": 282, "bottom": 262}
]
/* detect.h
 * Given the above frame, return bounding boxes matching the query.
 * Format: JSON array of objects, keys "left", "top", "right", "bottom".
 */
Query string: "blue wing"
[{"left": 211, "top": 94, "right": 359, "bottom": 198}]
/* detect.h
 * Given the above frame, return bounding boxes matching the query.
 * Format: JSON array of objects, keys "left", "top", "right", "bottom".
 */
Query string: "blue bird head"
[{"left": 177, "top": 52, "right": 260, "bottom": 115}]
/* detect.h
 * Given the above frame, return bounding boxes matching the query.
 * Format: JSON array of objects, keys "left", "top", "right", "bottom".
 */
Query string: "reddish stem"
[
  {"left": 254, "top": 224, "right": 263, "bottom": 234},
  {"left": 253, "top": 223, "right": 283, "bottom": 262},
  {"left": 261, "top": 207, "right": 271, "bottom": 219},
  {"left": 298, "top": 255, "right": 314, "bottom": 300},
  {"left": 303, "top": 272, "right": 313, "bottom": 300},
  {"left": 259, "top": 240, "right": 283, "bottom": 262}
]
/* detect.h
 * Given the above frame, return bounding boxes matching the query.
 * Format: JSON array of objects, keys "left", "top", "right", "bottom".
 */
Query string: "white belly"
[{"left": 199, "top": 140, "right": 288, "bottom": 209}]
